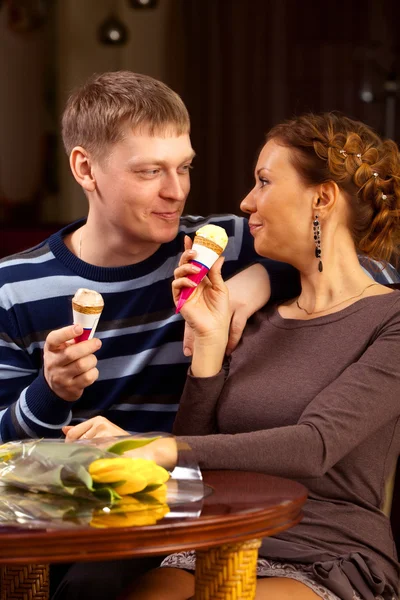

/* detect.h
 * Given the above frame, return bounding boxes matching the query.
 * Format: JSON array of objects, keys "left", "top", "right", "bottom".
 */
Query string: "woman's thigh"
[
  {"left": 120, "top": 567, "right": 195, "bottom": 600},
  {"left": 256, "top": 577, "right": 323, "bottom": 599},
  {"left": 122, "top": 567, "right": 324, "bottom": 600}
]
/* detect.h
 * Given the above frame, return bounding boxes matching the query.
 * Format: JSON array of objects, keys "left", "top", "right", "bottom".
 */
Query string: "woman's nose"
[{"left": 240, "top": 190, "right": 255, "bottom": 214}]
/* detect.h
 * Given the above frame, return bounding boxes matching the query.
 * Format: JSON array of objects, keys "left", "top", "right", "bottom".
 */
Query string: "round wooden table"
[{"left": 0, "top": 471, "right": 307, "bottom": 600}]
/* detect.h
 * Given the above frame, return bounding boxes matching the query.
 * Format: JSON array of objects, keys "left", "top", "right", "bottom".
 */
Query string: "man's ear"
[
  {"left": 69, "top": 146, "right": 96, "bottom": 192},
  {"left": 312, "top": 181, "right": 338, "bottom": 215}
]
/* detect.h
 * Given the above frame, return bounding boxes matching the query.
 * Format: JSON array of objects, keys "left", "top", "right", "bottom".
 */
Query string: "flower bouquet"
[
  {"left": 0, "top": 436, "right": 205, "bottom": 529},
  {"left": 0, "top": 436, "right": 169, "bottom": 503}
]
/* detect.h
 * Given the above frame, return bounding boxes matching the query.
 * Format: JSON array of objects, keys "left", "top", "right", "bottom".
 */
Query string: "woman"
[{"left": 122, "top": 112, "right": 400, "bottom": 600}]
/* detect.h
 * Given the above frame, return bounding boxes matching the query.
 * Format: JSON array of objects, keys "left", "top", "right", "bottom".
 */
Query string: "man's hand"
[
  {"left": 225, "top": 263, "right": 271, "bottom": 354},
  {"left": 43, "top": 325, "right": 102, "bottom": 401},
  {"left": 183, "top": 263, "right": 271, "bottom": 356},
  {"left": 63, "top": 416, "right": 128, "bottom": 441}
]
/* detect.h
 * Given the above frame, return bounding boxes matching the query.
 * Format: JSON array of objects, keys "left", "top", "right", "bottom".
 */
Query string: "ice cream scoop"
[
  {"left": 72, "top": 288, "right": 104, "bottom": 342},
  {"left": 175, "top": 224, "right": 228, "bottom": 313}
]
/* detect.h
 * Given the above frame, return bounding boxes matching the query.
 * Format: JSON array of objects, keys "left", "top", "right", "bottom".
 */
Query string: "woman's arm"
[{"left": 174, "top": 300, "right": 400, "bottom": 479}]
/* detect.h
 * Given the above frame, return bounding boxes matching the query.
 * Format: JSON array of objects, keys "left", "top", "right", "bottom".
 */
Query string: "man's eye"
[
  {"left": 139, "top": 169, "right": 160, "bottom": 177},
  {"left": 179, "top": 164, "right": 194, "bottom": 174}
]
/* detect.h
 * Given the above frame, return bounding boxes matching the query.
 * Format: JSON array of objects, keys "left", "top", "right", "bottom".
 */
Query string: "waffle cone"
[
  {"left": 194, "top": 236, "right": 224, "bottom": 255},
  {"left": 72, "top": 301, "right": 103, "bottom": 315}
]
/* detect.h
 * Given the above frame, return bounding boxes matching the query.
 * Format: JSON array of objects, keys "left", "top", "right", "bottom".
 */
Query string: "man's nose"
[{"left": 161, "top": 173, "right": 187, "bottom": 201}]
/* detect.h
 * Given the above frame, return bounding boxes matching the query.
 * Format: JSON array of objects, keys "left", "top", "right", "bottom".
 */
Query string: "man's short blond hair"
[{"left": 61, "top": 71, "right": 190, "bottom": 161}]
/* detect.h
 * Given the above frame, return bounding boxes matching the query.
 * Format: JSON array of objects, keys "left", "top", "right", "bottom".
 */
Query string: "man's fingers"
[
  {"left": 72, "top": 367, "right": 100, "bottom": 390},
  {"left": 69, "top": 353, "right": 98, "bottom": 377},
  {"left": 226, "top": 310, "right": 246, "bottom": 356},
  {"left": 183, "top": 322, "right": 194, "bottom": 357},
  {"left": 48, "top": 338, "right": 102, "bottom": 368},
  {"left": 46, "top": 325, "right": 83, "bottom": 351},
  {"left": 64, "top": 420, "right": 93, "bottom": 442}
]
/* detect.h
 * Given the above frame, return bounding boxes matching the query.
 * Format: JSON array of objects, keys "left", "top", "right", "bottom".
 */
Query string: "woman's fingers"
[
  {"left": 184, "top": 235, "right": 193, "bottom": 251},
  {"left": 172, "top": 277, "right": 198, "bottom": 303},
  {"left": 207, "top": 256, "right": 225, "bottom": 289},
  {"left": 174, "top": 263, "right": 201, "bottom": 279},
  {"left": 178, "top": 249, "right": 196, "bottom": 267}
]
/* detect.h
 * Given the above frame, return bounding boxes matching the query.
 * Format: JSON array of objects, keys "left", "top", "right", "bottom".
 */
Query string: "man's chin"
[{"left": 152, "top": 224, "right": 181, "bottom": 245}]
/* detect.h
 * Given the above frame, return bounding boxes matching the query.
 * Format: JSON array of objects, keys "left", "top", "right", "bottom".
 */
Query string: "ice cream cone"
[
  {"left": 72, "top": 288, "right": 104, "bottom": 342},
  {"left": 175, "top": 225, "right": 228, "bottom": 313}
]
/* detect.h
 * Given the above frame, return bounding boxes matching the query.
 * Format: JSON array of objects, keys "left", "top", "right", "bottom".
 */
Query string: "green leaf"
[
  {"left": 141, "top": 483, "right": 162, "bottom": 492},
  {"left": 106, "top": 437, "right": 160, "bottom": 455},
  {"left": 93, "top": 486, "right": 122, "bottom": 503}
]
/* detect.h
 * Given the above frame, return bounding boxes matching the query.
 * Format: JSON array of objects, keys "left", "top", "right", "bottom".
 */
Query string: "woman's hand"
[
  {"left": 172, "top": 237, "right": 231, "bottom": 343},
  {"left": 124, "top": 437, "right": 178, "bottom": 471},
  {"left": 172, "top": 237, "right": 231, "bottom": 377}
]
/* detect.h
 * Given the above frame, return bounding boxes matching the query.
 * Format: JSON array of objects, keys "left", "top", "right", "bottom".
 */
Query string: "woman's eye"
[{"left": 259, "top": 177, "right": 269, "bottom": 188}]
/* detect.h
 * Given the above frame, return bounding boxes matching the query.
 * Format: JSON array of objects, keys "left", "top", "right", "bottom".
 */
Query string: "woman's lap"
[{"left": 159, "top": 551, "right": 363, "bottom": 600}]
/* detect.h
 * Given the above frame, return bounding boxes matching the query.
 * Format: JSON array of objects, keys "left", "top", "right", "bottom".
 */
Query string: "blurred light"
[
  {"left": 129, "top": 0, "right": 158, "bottom": 8},
  {"left": 98, "top": 14, "right": 129, "bottom": 46},
  {"left": 360, "top": 88, "right": 374, "bottom": 103}
]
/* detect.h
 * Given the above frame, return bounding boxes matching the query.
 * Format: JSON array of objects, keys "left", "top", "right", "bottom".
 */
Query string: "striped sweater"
[
  {"left": 0, "top": 214, "right": 300, "bottom": 442},
  {"left": 0, "top": 215, "right": 398, "bottom": 443}
]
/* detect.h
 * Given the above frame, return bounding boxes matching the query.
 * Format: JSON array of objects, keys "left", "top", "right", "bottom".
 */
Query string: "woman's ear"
[
  {"left": 69, "top": 146, "right": 96, "bottom": 192},
  {"left": 313, "top": 181, "right": 339, "bottom": 214}
]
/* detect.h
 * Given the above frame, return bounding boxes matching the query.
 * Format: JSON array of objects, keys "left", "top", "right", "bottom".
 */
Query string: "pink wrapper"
[{"left": 175, "top": 261, "right": 209, "bottom": 313}]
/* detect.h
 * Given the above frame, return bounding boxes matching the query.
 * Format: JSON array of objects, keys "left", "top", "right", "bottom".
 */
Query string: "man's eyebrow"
[{"left": 127, "top": 152, "right": 196, "bottom": 167}]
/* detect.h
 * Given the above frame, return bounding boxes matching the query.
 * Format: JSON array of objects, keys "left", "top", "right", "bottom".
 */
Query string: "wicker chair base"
[
  {"left": 0, "top": 564, "right": 49, "bottom": 600},
  {"left": 195, "top": 538, "right": 262, "bottom": 599}
]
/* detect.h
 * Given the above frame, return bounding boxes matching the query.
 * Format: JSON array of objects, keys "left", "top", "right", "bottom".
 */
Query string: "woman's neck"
[{"left": 283, "top": 231, "right": 384, "bottom": 318}]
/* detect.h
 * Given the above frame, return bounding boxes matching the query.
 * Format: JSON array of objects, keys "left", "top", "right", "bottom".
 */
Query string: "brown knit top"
[{"left": 174, "top": 292, "right": 400, "bottom": 600}]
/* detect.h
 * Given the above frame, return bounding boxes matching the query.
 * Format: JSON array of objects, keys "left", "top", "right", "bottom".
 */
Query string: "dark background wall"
[
  {"left": 1, "top": 0, "right": 400, "bottom": 231},
  {"left": 182, "top": 0, "right": 400, "bottom": 215}
]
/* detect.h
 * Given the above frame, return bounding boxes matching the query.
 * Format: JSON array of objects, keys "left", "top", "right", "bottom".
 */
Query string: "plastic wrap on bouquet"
[{"left": 0, "top": 435, "right": 206, "bottom": 530}]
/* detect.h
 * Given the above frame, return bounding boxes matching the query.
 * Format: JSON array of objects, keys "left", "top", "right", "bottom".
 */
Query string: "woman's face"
[{"left": 240, "top": 139, "right": 315, "bottom": 266}]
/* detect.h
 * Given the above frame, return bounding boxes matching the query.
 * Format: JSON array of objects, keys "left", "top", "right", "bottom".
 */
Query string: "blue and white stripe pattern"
[
  {"left": 0, "top": 214, "right": 297, "bottom": 442},
  {"left": 0, "top": 215, "right": 397, "bottom": 443}
]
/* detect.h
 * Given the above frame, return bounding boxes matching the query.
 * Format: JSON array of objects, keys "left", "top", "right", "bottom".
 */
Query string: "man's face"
[{"left": 91, "top": 127, "right": 194, "bottom": 248}]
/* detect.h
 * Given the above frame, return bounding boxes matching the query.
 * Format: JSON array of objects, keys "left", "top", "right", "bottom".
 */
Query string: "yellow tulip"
[
  {"left": 88, "top": 457, "right": 169, "bottom": 496},
  {"left": 90, "top": 496, "right": 170, "bottom": 528}
]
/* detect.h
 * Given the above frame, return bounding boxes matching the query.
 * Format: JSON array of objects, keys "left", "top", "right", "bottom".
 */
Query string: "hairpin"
[
  {"left": 373, "top": 172, "right": 378, "bottom": 178},
  {"left": 382, "top": 193, "right": 387, "bottom": 200},
  {"left": 339, "top": 149, "right": 348, "bottom": 157}
]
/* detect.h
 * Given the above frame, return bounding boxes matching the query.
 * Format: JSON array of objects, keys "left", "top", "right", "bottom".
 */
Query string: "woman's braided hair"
[{"left": 266, "top": 112, "right": 400, "bottom": 264}]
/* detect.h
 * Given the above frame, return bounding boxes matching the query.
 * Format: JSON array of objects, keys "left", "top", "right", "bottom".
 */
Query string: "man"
[
  {"left": 0, "top": 71, "right": 300, "bottom": 446},
  {"left": 0, "top": 71, "right": 397, "bottom": 599}
]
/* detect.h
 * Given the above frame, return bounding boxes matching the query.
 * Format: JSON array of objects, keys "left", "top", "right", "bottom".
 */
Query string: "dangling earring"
[{"left": 313, "top": 214, "right": 323, "bottom": 272}]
